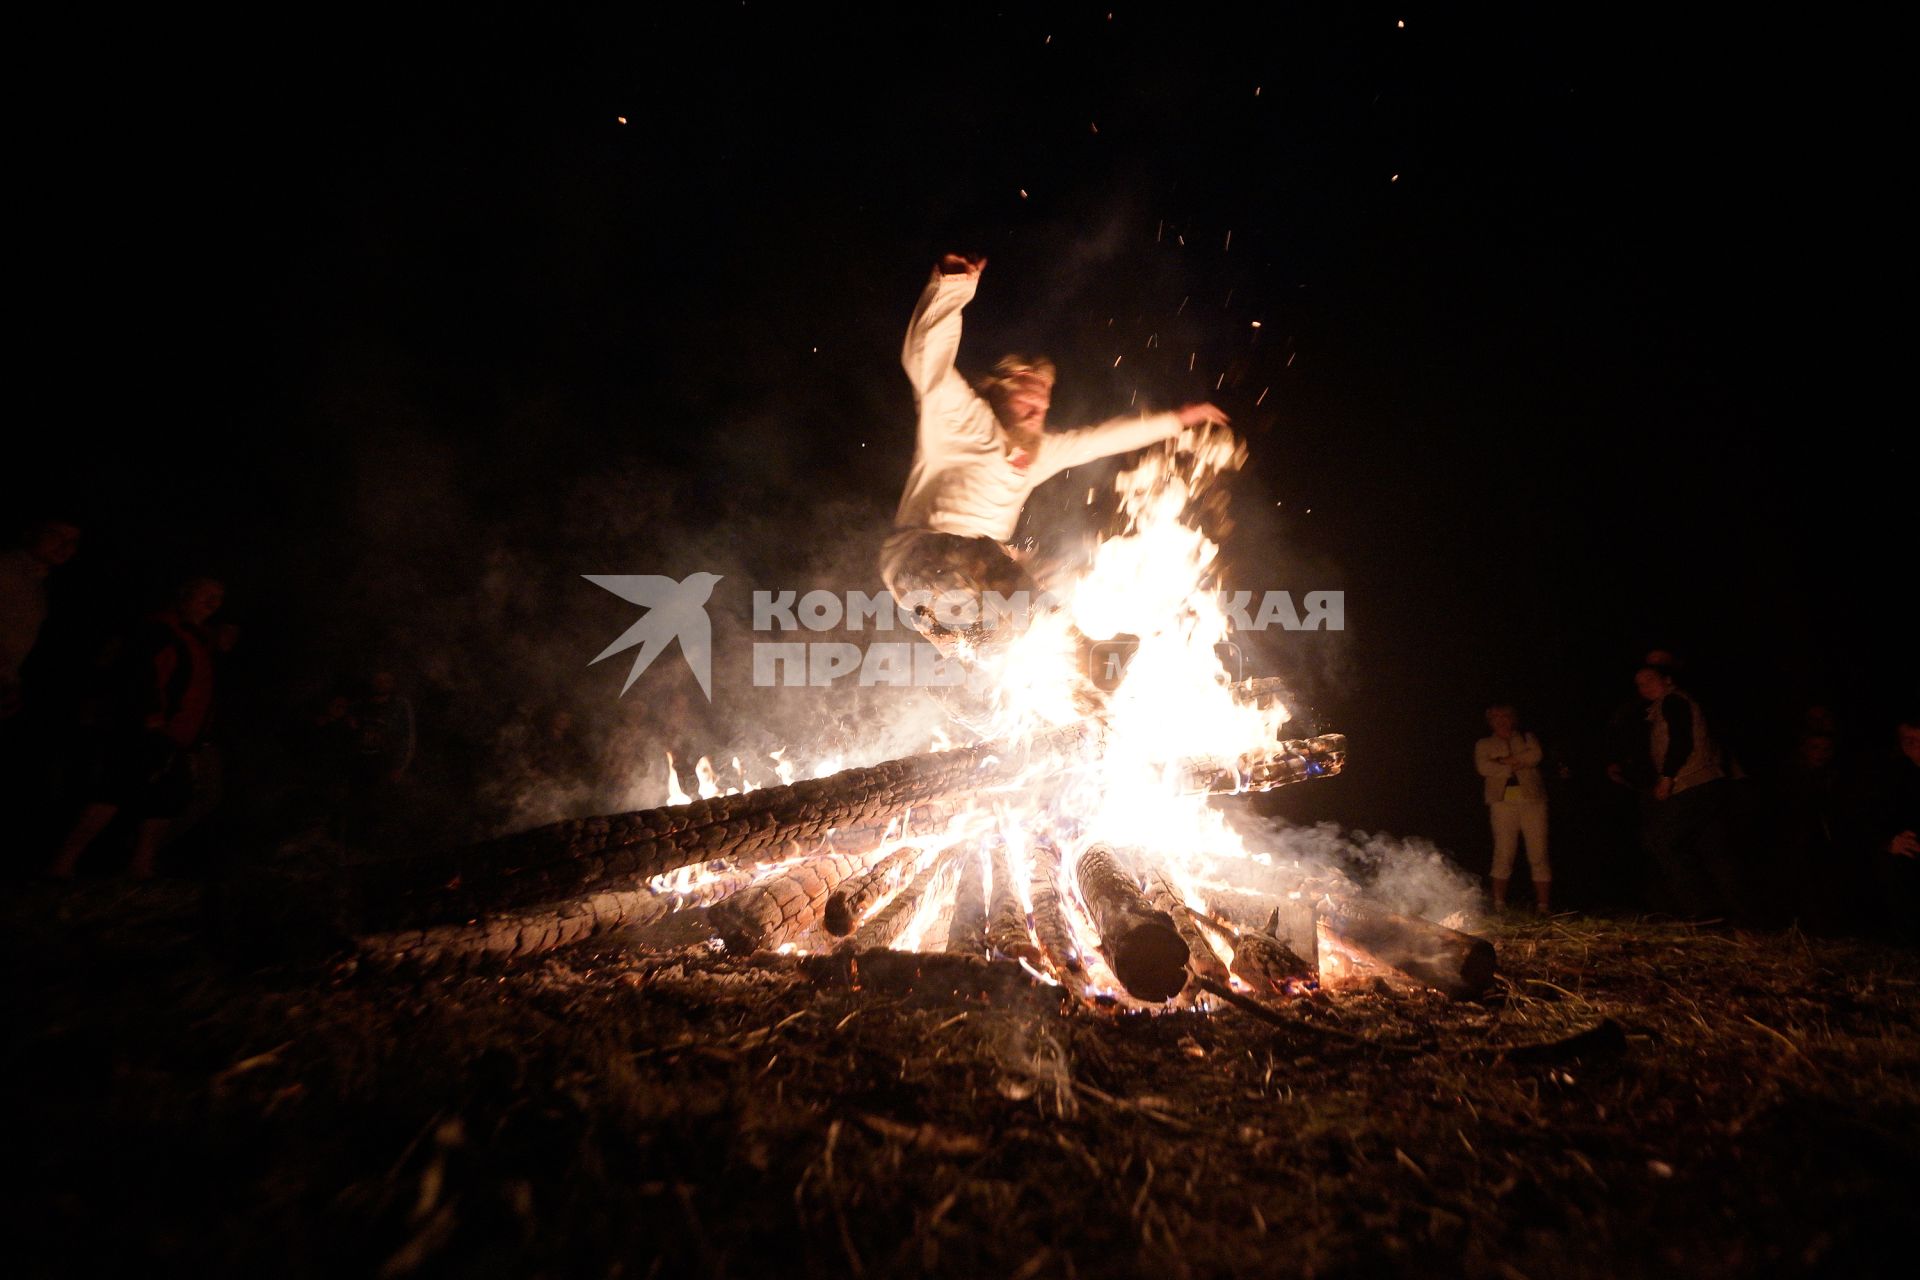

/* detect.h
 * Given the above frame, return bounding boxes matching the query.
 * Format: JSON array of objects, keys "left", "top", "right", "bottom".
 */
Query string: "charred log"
[
  {"left": 944, "top": 844, "right": 989, "bottom": 957},
  {"left": 361, "top": 723, "right": 1096, "bottom": 932},
  {"left": 354, "top": 866, "right": 762, "bottom": 969},
  {"left": 1170, "top": 902, "right": 1310, "bottom": 998},
  {"left": 824, "top": 843, "right": 926, "bottom": 937},
  {"left": 1186, "top": 886, "right": 1328, "bottom": 961},
  {"left": 1179, "top": 733, "right": 1346, "bottom": 795},
  {"left": 851, "top": 847, "right": 965, "bottom": 951},
  {"left": 349, "top": 719, "right": 1346, "bottom": 965},
  {"left": 984, "top": 835, "right": 1041, "bottom": 964},
  {"left": 1074, "top": 844, "right": 1188, "bottom": 1002},
  {"left": 1028, "top": 838, "right": 1089, "bottom": 993},
  {"left": 708, "top": 853, "right": 871, "bottom": 954},
  {"left": 1145, "top": 867, "right": 1231, "bottom": 987},
  {"left": 815, "top": 794, "right": 984, "bottom": 860},
  {"left": 1317, "top": 899, "right": 1496, "bottom": 1001},
  {"left": 1230, "top": 929, "right": 1312, "bottom": 998}
]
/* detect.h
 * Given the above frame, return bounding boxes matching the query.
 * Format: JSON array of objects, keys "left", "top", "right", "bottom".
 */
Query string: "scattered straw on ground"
[{"left": 7, "top": 884, "right": 1917, "bottom": 1277}]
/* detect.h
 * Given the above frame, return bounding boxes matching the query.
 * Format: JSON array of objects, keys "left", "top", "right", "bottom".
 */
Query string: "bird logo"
[{"left": 585, "top": 572, "right": 724, "bottom": 699}]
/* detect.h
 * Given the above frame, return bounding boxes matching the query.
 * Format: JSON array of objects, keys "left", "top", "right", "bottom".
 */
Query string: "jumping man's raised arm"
[{"left": 901, "top": 255, "right": 989, "bottom": 444}]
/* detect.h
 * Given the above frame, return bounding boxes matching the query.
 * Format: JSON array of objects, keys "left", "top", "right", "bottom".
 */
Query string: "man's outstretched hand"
[
  {"left": 1176, "top": 402, "right": 1230, "bottom": 428},
  {"left": 938, "top": 253, "right": 986, "bottom": 277},
  {"left": 1174, "top": 403, "right": 1242, "bottom": 468}
]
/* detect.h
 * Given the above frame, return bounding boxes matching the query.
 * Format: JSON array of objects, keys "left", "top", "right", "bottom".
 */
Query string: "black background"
[{"left": 14, "top": 4, "right": 1912, "bottom": 869}]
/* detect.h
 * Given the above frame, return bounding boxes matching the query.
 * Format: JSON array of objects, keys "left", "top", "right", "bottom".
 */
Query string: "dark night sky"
[{"left": 16, "top": 5, "right": 1912, "bottom": 855}]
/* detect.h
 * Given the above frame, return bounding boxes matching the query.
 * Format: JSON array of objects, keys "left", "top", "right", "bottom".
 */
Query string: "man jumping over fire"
[{"left": 881, "top": 253, "right": 1230, "bottom": 659}]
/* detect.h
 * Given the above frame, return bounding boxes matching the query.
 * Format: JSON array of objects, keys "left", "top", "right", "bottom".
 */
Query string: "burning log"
[
  {"left": 985, "top": 835, "right": 1041, "bottom": 964},
  {"left": 708, "top": 853, "right": 871, "bottom": 954},
  {"left": 1028, "top": 838, "right": 1089, "bottom": 993},
  {"left": 1145, "top": 867, "right": 1231, "bottom": 988},
  {"left": 1174, "top": 904, "right": 1310, "bottom": 999},
  {"left": 1312, "top": 931, "right": 1425, "bottom": 994},
  {"left": 1316, "top": 900, "right": 1496, "bottom": 1001},
  {"left": 1179, "top": 733, "right": 1346, "bottom": 795},
  {"left": 1074, "top": 844, "right": 1189, "bottom": 1002},
  {"left": 851, "top": 847, "right": 965, "bottom": 951},
  {"left": 823, "top": 843, "right": 926, "bottom": 937},
  {"left": 1198, "top": 887, "right": 1324, "bottom": 965},
  {"left": 360, "top": 723, "right": 1097, "bottom": 932},
  {"left": 1230, "top": 925, "right": 1313, "bottom": 998},
  {"left": 349, "top": 721, "right": 1347, "bottom": 965},
  {"left": 363, "top": 726, "right": 1344, "bottom": 933},
  {"left": 354, "top": 866, "right": 763, "bottom": 968},
  {"left": 817, "top": 794, "right": 981, "bottom": 860},
  {"left": 1232, "top": 676, "right": 1291, "bottom": 710},
  {"left": 944, "top": 844, "right": 989, "bottom": 956}
]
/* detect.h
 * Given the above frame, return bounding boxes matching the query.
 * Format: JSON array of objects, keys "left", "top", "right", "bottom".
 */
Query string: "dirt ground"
[{"left": 8, "top": 882, "right": 1918, "bottom": 1278}]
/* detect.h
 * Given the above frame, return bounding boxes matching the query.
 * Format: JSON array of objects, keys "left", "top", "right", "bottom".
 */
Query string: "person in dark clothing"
[
  {"left": 47, "top": 577, "right": 224, "bottom": 879},
  {"left": 1605, "top": 649, "right": 1686, "bottom": 791},
  {"left": 1631, "top": 663, "right": 1738, "bottom": 917},
  {"left": 292, "top": 691, "right": 360, "bottom": 829},
  {"left": 1777, "top": 729, "right": 1859, "bottom": 931},
  {"left": 0, "top": 517, "right": 81, "bottom": 720},
  {"left": 334, "top": 669, "right": 417, "bottom": 846},
  {"left": 1853, "top": 716, "right": 1920, "bottom": 944},
  {"left": 0, "top": 518, "right": 82, "bottom": 863},
  {"left": 353, "top": 671, "right": 415, "bottom": 785},
  {"left": 308, "top": 693, "right": 359, "bottom": 765}
]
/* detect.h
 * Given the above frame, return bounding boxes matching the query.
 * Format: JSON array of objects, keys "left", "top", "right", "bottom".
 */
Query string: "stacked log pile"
[
  {"left": 355, "top": 724, "right": 1100, "bottom": 964},
  {"left": 341, "top": 727, "right": 1486, "bottom": 1005}
]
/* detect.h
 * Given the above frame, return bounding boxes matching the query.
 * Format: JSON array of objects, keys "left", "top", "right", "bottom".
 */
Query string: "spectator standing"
[
  {"left": 47, "top": 577, "right": 224, "bottom": 879},
  {"left": 0, "top": 518, "right": 81, "bottom": 719},
  {"left": 1778, "top": 728, "right": 1854, "bottom": 930},
  {"left": 1475, "top": 704, "right": 1552, "bottom": 912},
  {"left": 1633, "top": 663, "right": 1737, "bottom": 916},
  {"left": 1854, "top": 715, "right": 1920, "bottom": 944},
  {"left": 354, "top": 670, "right": 415, "bottom": 786}
]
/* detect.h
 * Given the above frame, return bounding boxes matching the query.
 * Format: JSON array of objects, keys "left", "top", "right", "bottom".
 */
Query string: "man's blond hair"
[{"left": 979, "top": 353, "right": 1056, "bottom": 394}]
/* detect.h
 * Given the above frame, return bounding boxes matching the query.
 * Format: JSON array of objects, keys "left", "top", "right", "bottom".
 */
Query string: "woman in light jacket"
[{"left": 1475, "top": 704, "right": 1551, "bottom": 912}]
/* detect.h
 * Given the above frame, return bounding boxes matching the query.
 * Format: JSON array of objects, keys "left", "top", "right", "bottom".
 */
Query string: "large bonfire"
[{"left": 355, "top": 428, "right": 1489, "bottom": 1008}]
